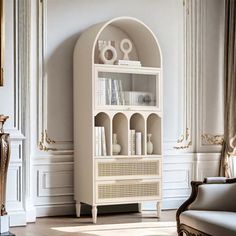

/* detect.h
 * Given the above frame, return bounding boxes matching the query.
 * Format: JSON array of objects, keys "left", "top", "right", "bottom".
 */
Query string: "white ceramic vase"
[
  {"left": 112, "top": 133, "right": 121, "bottom": 155},
  {"left": 147, "top": 133, "right": 153, "bottom": 155}
]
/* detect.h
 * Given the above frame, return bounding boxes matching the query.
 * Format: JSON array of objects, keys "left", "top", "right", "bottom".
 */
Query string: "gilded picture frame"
[{"left": 0, "top": 0, "right": 4, "bottom": 87}]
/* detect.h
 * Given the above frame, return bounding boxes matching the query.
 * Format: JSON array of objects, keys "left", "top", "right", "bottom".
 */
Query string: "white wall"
[{"left": 1, "top": 0, "right": 225, "bottom": 225}]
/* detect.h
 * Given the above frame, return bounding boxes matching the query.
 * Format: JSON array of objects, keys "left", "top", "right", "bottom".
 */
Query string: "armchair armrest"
[
  {"left": 176, "top": 178, "right": 236, "bottom": 235},
  {"left": 176, "top": 181, "right": 202, "bottom": 232}
]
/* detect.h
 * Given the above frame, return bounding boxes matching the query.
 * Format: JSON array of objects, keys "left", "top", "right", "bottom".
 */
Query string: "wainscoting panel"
[
  {"left": 162, "top": 154, "right": 194, "bottom": 209},
  {"left": 37, "top": 168, "right": 73, "bottom": 197},
  {"left": 34, "top": 161, "right": 75, "bottom": 216},
  {"left": 195, "top": 153, "right": 221, "bottom": 181}
]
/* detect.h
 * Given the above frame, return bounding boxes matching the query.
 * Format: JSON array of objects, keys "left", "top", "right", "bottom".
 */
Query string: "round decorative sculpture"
[
  {"left": 99, "top": 41, "right": 117, "bottom": 65},
  {"left": 0, "top": 115, "right": 10, "bottom": 216},
  {"left": 120, "top": 38, "right": 132, "bottom": 60}
]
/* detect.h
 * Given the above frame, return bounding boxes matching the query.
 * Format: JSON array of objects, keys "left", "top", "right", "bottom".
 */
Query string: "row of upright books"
[
  {"left": 94, "top": 127, "right": 143, "bottom": 156},
  {"left": 129, "top": 130, "right": 142, "bottom": 155},
  {"left": 94, "top": 126, "right": 107, "bottom": 156},
  {"left": 97, "top": 78, "right": 125, "bottom": 106}
]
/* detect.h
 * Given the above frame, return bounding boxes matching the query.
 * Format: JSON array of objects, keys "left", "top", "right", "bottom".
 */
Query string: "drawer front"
[
  {"left": 96, "top": 180, "right": 161, "bottom": 203},
  {"left": 95, "top": 158, "right": 161, "bottom": 180}
]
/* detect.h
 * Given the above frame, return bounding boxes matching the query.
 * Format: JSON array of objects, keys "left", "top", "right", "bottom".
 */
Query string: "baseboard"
[
  {"left": 36, "top": 204, "right": 76, "bottom": 217},
  {"left": 8, "top": 211, "right": 26, "bottom": 227},
  {"left": 36, "top": 203, "right": 139, "bottom": 217},
  {"left": 161, "top": 198, "right": 186, "bottom": 210},
  {"left": 26, "top": 206, "right": 36, "bottom": 223},
  {"left": 142, "top": 198, "right": 186, "bottom": 211}
]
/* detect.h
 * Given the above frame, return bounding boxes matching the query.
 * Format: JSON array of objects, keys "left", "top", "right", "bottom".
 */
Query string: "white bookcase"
[{"left": 73, "top": 16, "right": 163, "bottom": 223}]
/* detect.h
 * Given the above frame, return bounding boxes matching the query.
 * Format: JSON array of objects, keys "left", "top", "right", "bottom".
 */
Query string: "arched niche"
[
  {"left": 95, "top": 112, "right": 111, "bottom": 156},
  {"left": 112, "top": 112, "right": 128, "bottom": 155},
  {"left": 130, "top": 113, "right": 145, "bottom": 155},
  {"left": 147, "top": 113, "right": 162, "bottom": 155}
]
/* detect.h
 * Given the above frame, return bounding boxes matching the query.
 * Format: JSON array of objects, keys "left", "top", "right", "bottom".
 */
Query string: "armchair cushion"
[
  {"left": 180, "top": 210, "right": 236, "bottom": 236},
  {"left": 189, "top": 183, "right": 236, "bottom": 211}
]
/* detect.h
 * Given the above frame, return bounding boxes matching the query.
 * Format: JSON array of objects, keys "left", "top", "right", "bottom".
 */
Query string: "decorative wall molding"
[
  {"left": 201, "top": 133, "right": 224, "bottom": 145},
  {"left": 38, "top": 129, "right": 57, "bottom": 151},
  {"left": 174, "top": 128, "right": 192, "bottom": 149},
  {"left": 17, "top": 0, "right": 36, "bottom": 224},
  {"left": 37, "top": 0, "right": 73, "bottom": 153},
  {"left": 174, "top": 0, "right": 195, "bottom": 151},
  {"left": 196, "top": 0, "right": 224, "bottom": 151}
]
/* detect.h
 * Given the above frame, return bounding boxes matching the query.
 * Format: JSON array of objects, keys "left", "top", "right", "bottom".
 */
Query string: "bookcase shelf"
[{"left": 74, "top": 16, "right": 163, "bottom": 223}]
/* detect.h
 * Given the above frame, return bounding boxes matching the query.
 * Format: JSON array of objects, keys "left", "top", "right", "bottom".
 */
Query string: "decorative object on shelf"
[
  {"left": 116, "top": 60, "right": 141, "bottom": 67},
  {"left": 147, "top": 133, "right": 154, "bottom": 154},
  {"left": 120, "top": 38, "right": 132, "bottom": 60},
  {"left": 99, "top": 40, "right": 117, "bottom": 65},
  {"left": 112, "top": 133, "right": 121, "bottom": 155},
  {"left": 0, "top": 0, "right": 5, "bottom": 87},
  {"left": 38, "top": 129, "right": 57, "bottom": 151},
  {"left": 123, "top": 91, "right": 154, "bottom": 106},
  {"left": 0, "top": 115, "right": 15, "bottom": 236},
  {"left": 201, "top": 133, "right": 224, "bottom": 146},
  {"left": 174, "top": 128, "right": 192, "bottom": 149}
]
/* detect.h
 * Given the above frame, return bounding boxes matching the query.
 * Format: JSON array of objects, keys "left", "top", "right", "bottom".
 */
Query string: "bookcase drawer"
[
  {"left": 95, "top": 158, "right": 161, "bottom": 180},
  {"left": 96, "top": 180, "right": 161, "bottom": 203}
]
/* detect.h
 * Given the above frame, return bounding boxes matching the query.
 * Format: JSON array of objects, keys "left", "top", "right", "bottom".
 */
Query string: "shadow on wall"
[{"left": 46, "top": 32, "right": 82, "bottom": 140}]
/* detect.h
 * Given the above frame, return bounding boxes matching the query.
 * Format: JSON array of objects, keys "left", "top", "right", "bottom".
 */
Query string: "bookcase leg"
[
  {"left": 138, "top": 203, "right": 142, "bottom": 213},
  {"left": 156, "top": 202, "right": 161, "bottom": 218},
  {"left": 76, "top": 202, "right": 81, "bottom": 217},
  {"left": 92, "top": 206, "right": 97, "bottom": 223}
]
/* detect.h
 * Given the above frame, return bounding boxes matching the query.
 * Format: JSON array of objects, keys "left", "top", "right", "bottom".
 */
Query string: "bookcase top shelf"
[
  {"left": 94, "top": 64, "right": 161, "bottom": 74},
  {"left": 74, "top": 16, "right": 163, "bottom": 68}
]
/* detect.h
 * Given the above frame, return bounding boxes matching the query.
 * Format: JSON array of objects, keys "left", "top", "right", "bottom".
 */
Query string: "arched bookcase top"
[{"left": 74, "top": 16, "right": 162, "bottom": 68}]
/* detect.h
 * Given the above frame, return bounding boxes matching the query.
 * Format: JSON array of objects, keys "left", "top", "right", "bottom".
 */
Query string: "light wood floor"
[{"left": 10, "top": 210, "right": 177, "bottom": 236}]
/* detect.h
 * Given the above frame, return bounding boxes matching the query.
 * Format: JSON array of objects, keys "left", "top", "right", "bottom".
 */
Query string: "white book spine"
[
  {"left": 118, "top": 80, "right": 125, "bottom": 105},
  {"left": 101, "top": 78, "right": 106, "bottom": 105},
  {"left": 95, "top": 127, "right": 99, "bottom": 156},
  {"left": 98, "top": 127, "right": 102, "bottom": 156},
  {"left": 111, "top": 79, "right": 117, "bottom": 105},
  {"left": 114, "top": 80, "right": 120, "bottom": 105},
  {"left": 107, "top": 79, "right": 112, "bottom": 105},
  {"left": 135, "top": 132, "right": 142, "bottom": 155},
  {"left": 98, "top": 78, "right": 106, "bottom": 106},
  {"left": 101, "top": 127, "right": 107, "bottom": 156},
  {"left": 130, "top": 130, "right": 136, "bottom": 155},
  {"left": 129, "top": 130, "right": 132, "bottom": 155}
]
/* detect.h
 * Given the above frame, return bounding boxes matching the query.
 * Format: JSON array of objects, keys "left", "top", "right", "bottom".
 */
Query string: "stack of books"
[
  {"left": 116, "top": 60, "right": 141, "bottom": 67},
  {"left": 129, "top": 130, "right": 142, "bottom": 155},
  {"left": 97, "top": 78, "right": 125, "bottom": 106},
  {"left": 94, "top": 126, "right": 107, "bottom": 156}
]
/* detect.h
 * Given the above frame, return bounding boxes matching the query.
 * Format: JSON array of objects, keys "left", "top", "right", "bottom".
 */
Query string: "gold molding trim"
[
  {"left": 174, "top": 128, "right": 192, "bottom": 149},
  {"left": 201, "top": 133, "right": 224, "bottom": 146},
  {"left": 38, "top": 129, "right": 57, "bottom": 151},
  {"left": 0, "top": 0, "right": 4, "bottom": 86},
  {"left": 228, "top": 135, "right": 236, "bottom": 155}
]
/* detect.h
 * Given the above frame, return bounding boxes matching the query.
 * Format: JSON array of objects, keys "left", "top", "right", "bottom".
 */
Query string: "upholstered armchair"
[{"left": 176, "top": 177, "right": 236, "bottom": 236}]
